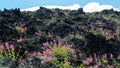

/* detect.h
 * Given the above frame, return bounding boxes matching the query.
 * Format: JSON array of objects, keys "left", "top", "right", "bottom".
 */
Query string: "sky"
[{"left": 0, "top": 0, "right": 120, "bottom": 12}]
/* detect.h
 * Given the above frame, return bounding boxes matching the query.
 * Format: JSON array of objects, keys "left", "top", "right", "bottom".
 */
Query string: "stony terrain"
[{"left": 0, "top": 7, "right": 120, "bottom": 68}]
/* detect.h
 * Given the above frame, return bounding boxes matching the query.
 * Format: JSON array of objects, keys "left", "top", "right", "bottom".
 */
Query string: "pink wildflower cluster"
[
  {"left": 70, "top": 49, "right": 77, "bottom": 58},
  {"left": 102, "top": 53, "right": 107, "bottom": 58},
  {"left": 33, "top": 41, "right": 53, "bottom": 62},
  {"left": 43, "top": 49, "right": 53, "bottom": 55},
  {"left": 43, "top": 41, "right": 49, "bottom": 47},
  {"left": 58, "top": 39, "right": 76, "bottom": 58},
  {"left": 43, "top": 55, "right": 51, "bottom": 62},
  {"left": 32, "top": 52, "right": 42, "bottom": 57},
  {"left": 33, "top": 39, "right": 77, "bottom": 62},
  {"left": 82, "top": 57, "right": 93, "bottom": 65},
  {"left": 94, "top": 53, "right": 113, "bottom": 59},
  {"left": 32, "top": 51, "right": 51, "bottom": 62},
  {"left": 9, "top": 44, "right": 15, "bottom": 51},
  {"left": 0, "top": 42, "right": 15, "bottom": 51},
  {"left": 102, "top": 53, "right": 113, "bottom": 59}
]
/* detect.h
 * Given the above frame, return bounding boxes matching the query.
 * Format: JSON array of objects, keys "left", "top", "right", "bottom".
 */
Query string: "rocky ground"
[{"left": 0, "top": 8, "right": 120, "bottom": 68}]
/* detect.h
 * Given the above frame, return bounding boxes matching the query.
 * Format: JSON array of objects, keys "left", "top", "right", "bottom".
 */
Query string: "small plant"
[
  {"left": 0, "top": 42, "right": 28, "bottom": 61},
  {"left": 32, "top": 39, "right": 76, "bottom": 68},
  {"left": 82, "top": 57, "right": 93, "bottom": 66},
  {"left": 14, "top": 22, "right": 27, "bottom": 34},
  {"left": 15, "top": 26, "right": 26, "bottom": 34},
  {"left": 0, "top": 42, "right": 16, "bottom": 60}
]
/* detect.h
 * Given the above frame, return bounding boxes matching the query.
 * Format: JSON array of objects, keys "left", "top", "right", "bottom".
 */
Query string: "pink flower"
[
  {"left": 102, "top": 54, "right": 107, "bottom": 58},
  {"left": 17, "top": 37, "right": 24, "bottom": 42},
  {"left": 118, "top": 55, "right": 120, "bottom": 59},
  {"left": 50, "top": 41, "right": 53, "bottom": 45},
  {"left": 87, "top": 57, "right": 93, "bottom": 63},
  {"left": 43, "top": 51, "right": 47, "bottom": 55},
  {"left": 73, "top": 54, "right": 77, "bottom": 58},
  {"left": 5, "top": 42, "right": 9, "bottom": 49},
  {"left": 109, "top": 66, "right": 114, "bottom": 68},
  {"left": 10, "top": 44, "right": 14, "bottom": 51},
  {"left": 82, "top": 60, "right": 90, "bottom": 65},
  {"left": 53, "top": 45, "right": 57, "bottom": 49},
  {"left": 37, "top": 52, "right": 42, "bottom": 56},
  {"left": 62, "top": 45, "right": 68, "bottom": 49},
  {"left": 94, "top": 53, "right": 97, "bottom": 59},
  {"left": 82, "top": 57, "right": 93, "bottom": 65},
  {"left": 110, "top": 53, "right": 113, "bottom": 59},
  {"left": 24, "top": 50, "right": 28, "bottom": 54},
  {"left": 48, "top": 32, "right": 51, "bottom": 35},
  {"left": 43, "top": 42, "right": 49, "bottom": 47},
  {"left": 53, "top": 40, "right": 57, "bottom": 46},
  {"left": 0, "top": 45, "right": 5, "bottom": 51},
  {"left": 42, "top": 47, "right": 45, "bottom": 49},
  {"left": 43, "top": 56, "right": 51, "bottom": 62},
  {"left": 70, "top": 49, "right": 75, "bottom": 54},
  {"left": 49, "top": 50, "right": 53, "bottom": 55},
  {"left": 58, "top": 38, "right": 62, "bottom": 45},
  {"left": 43, "top": 49, "right": 53, "bottom": 55},
  {"left": 94, "top": 65, "right": 99, "bottom": 68},
  {"left": 32, "top": 52, "right": 37, "bottom": 57},
  {"left": 35, "top": 32, "right": 39, "bottom": 35},
  {"left": 97, "top": 55, "right": 100, "bottom": 59},
  {"left": 43, "top": 49, "right": 49, "bottom": 55}
]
